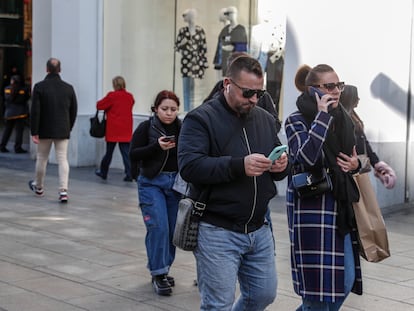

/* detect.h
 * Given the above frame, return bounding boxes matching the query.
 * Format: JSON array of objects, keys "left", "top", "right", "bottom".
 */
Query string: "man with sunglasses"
[
  {"left": 178, "top": 55, "right": 289, "bottom": 310},
  {"left": 203, "top": 52, "right": 282, "bottom": 133}
]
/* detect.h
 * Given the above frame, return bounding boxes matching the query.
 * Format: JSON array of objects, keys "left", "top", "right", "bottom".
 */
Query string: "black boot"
[{"left": 152, "top": 274, "right": 172, "bottom": 296}]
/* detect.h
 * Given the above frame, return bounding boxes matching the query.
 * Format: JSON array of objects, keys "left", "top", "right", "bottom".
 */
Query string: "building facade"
[{"left": 30, "top": 0, "right": 414, "bottom": 208}]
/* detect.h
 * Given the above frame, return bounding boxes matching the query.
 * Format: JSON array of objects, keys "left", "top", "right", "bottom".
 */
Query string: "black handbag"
[
  {"left": 173, "top": 186, "right": 210, "bottom": 251},
  {"left": 292, "top": 168, "right": 332, "bottom": 198},
  {"left": 89, "top": 110, "right": 106, "bottom": 138}
]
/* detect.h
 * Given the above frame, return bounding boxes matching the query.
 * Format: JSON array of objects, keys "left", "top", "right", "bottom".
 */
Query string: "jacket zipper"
[
  {"left": 152, "top": 124, "right": 169, "bottom": 175},
  {"left": 242, "top": 127, "right": 257, "bottom": 234}
]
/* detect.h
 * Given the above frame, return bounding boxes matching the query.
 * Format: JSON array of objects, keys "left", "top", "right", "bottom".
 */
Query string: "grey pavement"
[{"left": 0, "top": 152, "right": 414, "bottom": 310}]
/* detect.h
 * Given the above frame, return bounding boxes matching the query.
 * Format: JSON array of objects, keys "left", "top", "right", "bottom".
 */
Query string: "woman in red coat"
[{"left": 95, "top": 76, "right": 135, "bottom": 181}]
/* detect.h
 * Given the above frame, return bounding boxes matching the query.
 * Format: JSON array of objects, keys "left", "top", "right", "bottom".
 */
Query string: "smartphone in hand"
[
  {"left": 309, "top": 86, "right": 333, "bottom": 111},
  {"left": 309, "top": 86, "right": 325, "bottom": 99},
  {"left": 268, "top": 145, "right": 287, "bottom": 162},
  {"left": 162, "top": 135, "right": 176, "bottom": 142}
]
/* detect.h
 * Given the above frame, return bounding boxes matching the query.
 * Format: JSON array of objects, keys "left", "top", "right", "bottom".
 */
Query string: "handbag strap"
[
  {"left": 96, "top": 110, "right": 106, "bottom": 119},
  {"left": 191, "top": 185, "right": 211, "bottom": 220}
]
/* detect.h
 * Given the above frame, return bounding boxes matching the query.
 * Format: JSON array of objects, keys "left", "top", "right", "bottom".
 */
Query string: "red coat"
[{"left": 97, "top": 89, "right": 134, "bottom": 142}]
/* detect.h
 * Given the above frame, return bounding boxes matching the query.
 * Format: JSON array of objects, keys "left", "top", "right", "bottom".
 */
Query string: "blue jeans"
[
  {"left": 182, "top": 76, "right": 194, "bottom": 112},
  {"left": 296, "top": 234, "right": 355, "bottom": 311},
  {"left": 99, "top": 142, "right": 131, "bottom": 178},
  {"left": 137, "top": 172, "right": 180, "bottom": 276},
  {"left": 195, "top": 221, "right": 277, "bottom": 311}
]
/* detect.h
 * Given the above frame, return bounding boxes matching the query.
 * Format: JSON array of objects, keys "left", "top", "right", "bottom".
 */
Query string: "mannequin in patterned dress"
[{"left": 175, "top": 8, "right": 208, "bottom": 112}]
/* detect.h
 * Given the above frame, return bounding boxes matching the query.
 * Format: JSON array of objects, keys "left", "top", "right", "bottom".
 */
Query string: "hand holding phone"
[
  {"left": 309, "top": 86, "right": 325, "bottom": 99},
  {"left": 161, "top": 135, "right": 176, "bottom": 143},
  {"left": 268, "top": 145, "right": 287, "bottom": 162},
  {"left": 309, "top": 86, "right": 333, "bottom": 111}
]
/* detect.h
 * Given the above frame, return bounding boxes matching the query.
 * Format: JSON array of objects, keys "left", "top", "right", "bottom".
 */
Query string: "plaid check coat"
[{"left": 285, "top": 109, "right": 363, "bottom": 303}]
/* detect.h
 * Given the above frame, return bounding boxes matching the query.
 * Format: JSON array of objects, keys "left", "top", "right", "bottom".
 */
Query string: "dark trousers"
[
  {"left": 0, "top": 118, "right": 26, "bottom": 150},
  {"left": 99, "top": 142, "right": 131, "bottom": 178}
]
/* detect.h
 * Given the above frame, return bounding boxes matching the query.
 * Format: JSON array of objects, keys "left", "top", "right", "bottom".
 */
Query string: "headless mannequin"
[
  {"left": 250, "top": 11, "right": 285, "bottom": 113},
  {"left": 213, "top": 8, "right": 230, "bottom": 79}
]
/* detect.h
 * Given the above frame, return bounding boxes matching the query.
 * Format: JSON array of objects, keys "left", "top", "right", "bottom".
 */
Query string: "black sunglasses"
[
  {"left": 230, "top": 79, "right": 266, "bottom": 99},
  {"left": 311, "top": 82, "right": 345, "bottom": 92}
]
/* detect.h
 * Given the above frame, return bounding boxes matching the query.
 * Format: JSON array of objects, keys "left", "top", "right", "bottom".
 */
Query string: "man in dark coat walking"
[{"left": 28, "top": 58, "right": 78, "bottom": 203}]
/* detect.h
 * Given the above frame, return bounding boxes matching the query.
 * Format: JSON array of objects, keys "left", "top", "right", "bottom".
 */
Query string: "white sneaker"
[{"left": 59, "top": 190, "right": 68, "bottom": 203}]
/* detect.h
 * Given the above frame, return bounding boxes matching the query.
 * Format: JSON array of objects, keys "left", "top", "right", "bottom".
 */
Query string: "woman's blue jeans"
[
  {"left": 137, "top": 172, "right": 181, "bottom": 276},
  {"left": 296, "top": 234, "right": 355, "bottom": 311},
  {"left": 195, "top": 221, "right": 277, "bottom": 311}
]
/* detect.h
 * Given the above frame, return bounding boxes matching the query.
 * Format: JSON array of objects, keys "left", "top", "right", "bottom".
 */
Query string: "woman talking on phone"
[
  {"left": 129, "top": 90, "right": 182, "bottom": 296},
  {"left": 285, "top": 64, "right": 363, "bottom": 310}
]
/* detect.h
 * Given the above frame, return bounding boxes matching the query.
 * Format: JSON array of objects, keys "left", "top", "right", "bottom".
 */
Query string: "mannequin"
[
  {"left": 175, "top": 8, "right": 208, "bottom": 112},
  {"left": 213, "top": 8, "right": 230, "bottom": 79},
  {"left": 216, "top": 6, "right": 247, "bottom": 76},
  {"left": 250, "top": 11, "right": 285, "bottom": 112}
]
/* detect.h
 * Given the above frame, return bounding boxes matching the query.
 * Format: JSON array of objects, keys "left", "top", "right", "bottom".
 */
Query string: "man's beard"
[{"left": 236, "top": 101, "right": 255, "bottom": 116}]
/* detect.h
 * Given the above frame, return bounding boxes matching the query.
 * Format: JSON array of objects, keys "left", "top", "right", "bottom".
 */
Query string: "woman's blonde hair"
[{"left": 112, "top": 76, "right": 126, "bottom": 90}]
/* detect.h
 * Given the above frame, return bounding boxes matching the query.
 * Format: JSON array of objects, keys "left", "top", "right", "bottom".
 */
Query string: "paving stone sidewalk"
[{"left": 0, "top": 152, "right": 413, "bottom": 310}]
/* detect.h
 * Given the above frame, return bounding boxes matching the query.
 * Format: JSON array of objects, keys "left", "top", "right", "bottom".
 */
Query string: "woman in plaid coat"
[{"left": 285, "top": 64, "right": 363, "bottom": 310}]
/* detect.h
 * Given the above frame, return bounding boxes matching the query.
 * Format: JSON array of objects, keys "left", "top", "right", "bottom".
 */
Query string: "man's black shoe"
[
  {"left": 152, "top": 275, "right": 172, "bottom": 296},
  {"left": 15, "top": 148, "right": 28, "bottom": 154},
  {"left": 0, "top": 146, "right": 9, "bottom": 153},
  {"left": 123, "top": 176, "right": 133, "bottom": 182},
  {"left": 95, "top": 169, "right": 107, "bottom": 180}
]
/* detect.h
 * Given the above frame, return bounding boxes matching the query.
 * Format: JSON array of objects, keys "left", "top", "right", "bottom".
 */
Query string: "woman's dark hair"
[
  {"left": 151, "top": 90, "right": 180, "bottom": 112},
  {"left": 294, "top": 64, "right": 335, "bottom": 93},
  {"left": 340, "top": 84, "right": 363, "bottom": 132},
  {"left": 340, "top": 85, "right": 359, "bottom": 112}
]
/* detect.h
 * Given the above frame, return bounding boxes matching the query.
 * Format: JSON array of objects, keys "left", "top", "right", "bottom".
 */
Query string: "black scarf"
[{"left": 296, "top": 93, "right": 360, "bottom": 236}]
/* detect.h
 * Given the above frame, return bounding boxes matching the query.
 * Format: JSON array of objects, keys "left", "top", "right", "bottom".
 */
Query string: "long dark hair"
[{"left": 340, "top": 85, "right": 363, "bottom": 132}]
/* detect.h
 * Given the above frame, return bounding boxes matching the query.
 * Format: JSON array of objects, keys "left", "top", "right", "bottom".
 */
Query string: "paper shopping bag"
[{"left": 353, "top": 173, "right": 391, "bottom": 262}]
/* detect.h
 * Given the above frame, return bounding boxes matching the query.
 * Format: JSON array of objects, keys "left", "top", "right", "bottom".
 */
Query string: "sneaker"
[
  {"left": 0, "top": 146, "right": 9, "bottom": 153},
  {"left": 166, "top": 275, "right": 175, "bottom": 287},
  {"left": 152, "top": 274, "right": 172, "bottom": 296},
  {"left": 28, "top": 180, "right": 44, "bottom": 196},
  {"left": 59, "top": 190, "right": 68, "bottom": 203}
]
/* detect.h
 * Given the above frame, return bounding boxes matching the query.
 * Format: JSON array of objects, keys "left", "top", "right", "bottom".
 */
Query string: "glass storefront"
[
  {"left": 0, "top": 0, "right": 32, "bottom": 118},
  {"left": 103, "top": 0, "right": 286, "bottom": 115}
]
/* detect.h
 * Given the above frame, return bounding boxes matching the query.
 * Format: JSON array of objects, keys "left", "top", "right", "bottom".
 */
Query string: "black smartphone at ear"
[{"left": 309, "top": 86, "right": 333, "bottom": 111}]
